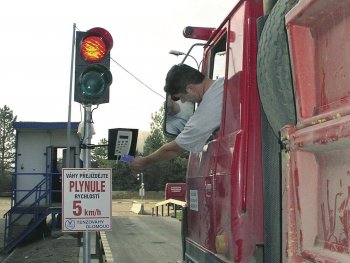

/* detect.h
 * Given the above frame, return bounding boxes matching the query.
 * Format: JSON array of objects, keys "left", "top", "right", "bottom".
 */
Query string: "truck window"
[
  {"left": 204, "top": 33, "right": 229, "bottom": 138},
  {"left": 212, "top": 51, "right": 226, "bottom": 80},
  {"left": 206, "top": 34, "right": 227, "bottom": 80}
]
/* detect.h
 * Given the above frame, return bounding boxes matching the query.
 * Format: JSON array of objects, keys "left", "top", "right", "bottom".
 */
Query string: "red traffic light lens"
[{"left": 80, "top": 27, "right": 113, "bottom": 62}]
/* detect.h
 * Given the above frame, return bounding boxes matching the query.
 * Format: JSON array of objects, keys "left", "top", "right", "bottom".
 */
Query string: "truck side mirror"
[{"left": 164, "top": 94, "right": 195, "bottom": 137}]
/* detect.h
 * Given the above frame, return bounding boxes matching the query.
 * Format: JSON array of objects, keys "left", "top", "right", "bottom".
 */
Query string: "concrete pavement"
[
  {"left": 1, "top": 199, "right": 177, "bottom": 263},
  {"left": 1, "top": 233, "right": 80, "bottom": 263}
]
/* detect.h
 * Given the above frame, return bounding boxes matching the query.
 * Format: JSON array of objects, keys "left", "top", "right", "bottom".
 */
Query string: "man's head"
[{"left": 164, "top": 64, "right": 205, "bottom": 101}]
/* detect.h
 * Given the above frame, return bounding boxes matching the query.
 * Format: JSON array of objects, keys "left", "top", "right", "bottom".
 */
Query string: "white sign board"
[{"left": 62, "top": 168, "right": 112, "bottom": 232}]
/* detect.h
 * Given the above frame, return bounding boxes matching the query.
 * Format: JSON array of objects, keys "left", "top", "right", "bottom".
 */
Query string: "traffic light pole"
[
  {"left": 140, "top": 173, "right": 145, "bottom": 214},
  {"left": 72, "top": 26, "right": 113, "bottom": 263},
  {"left": 66, "top": 23, "right": 76, "bottom": 169},
  {"left": 82, "top": 105, "right": 93, "bottom": 263}
]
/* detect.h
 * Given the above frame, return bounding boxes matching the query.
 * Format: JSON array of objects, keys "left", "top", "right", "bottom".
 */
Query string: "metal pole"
[
  {"left": 141, "top": 173, "right": 144, "bottom": 214},
  {"left": 83, "top": 105, "right": 92, "bottom": 263},
  {"left": 66, "top": 23, "right": 76, "bottom": 169}
]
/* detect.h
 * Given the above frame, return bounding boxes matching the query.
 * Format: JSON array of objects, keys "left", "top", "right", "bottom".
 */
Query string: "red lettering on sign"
[
  {"left": 69, "top": 180, "right": 106, "bottom": 192},
  {"left": 69, "top": 181, "right": 74, "bottom": 192}
]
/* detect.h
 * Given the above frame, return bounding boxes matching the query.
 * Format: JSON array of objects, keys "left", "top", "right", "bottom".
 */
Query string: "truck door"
[
  {"left": 185, "top": 30, "right": 226, "bottom": 262},
  {"left": 209, "top": 3, "right": 263, "bottom": 262},
  {"left": 187, "top": 137, "right": 220, "bottom": 255},
  {"left": 186, "top": 2, "right": 264, "bottom": 262}
]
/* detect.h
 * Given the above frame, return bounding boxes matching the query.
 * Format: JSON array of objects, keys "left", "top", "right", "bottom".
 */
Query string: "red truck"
[{"left": 164, "top": 0, "right": 350, "bottom": 262}]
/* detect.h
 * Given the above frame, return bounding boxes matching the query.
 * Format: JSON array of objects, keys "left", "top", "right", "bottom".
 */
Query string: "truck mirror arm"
[{"left": 180, "top": 43, "right": 206, "bottom": 69}]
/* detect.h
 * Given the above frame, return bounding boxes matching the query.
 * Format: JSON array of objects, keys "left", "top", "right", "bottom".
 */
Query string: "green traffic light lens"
[
  {"left": 79, "top": 64, "right": 112, "bottom": 98},
  {"left": 80, "top": 71, "right": 106, "bottom": 97}
]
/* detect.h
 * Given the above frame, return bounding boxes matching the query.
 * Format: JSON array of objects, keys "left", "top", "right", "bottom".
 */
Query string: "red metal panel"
[
  {"left": 282, "top": 116, "right": 350, "bottom": 262},
  {"left": 286, "top": 0, "right": 350, "bottom": 128},
  {"left": 284, "top": 1, "right": 350, "bottom": 260},
  {"left": 187, "top": 139, "right": 220, "bottom": 252}
]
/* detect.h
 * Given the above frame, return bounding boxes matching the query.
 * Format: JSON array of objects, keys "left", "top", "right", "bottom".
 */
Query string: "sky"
[{"left": 0, "top": 0, "right": 238, "bottom": 143}]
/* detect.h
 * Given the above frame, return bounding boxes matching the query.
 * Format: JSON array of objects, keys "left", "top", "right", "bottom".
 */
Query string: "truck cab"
[
  {"left": 173, "top": 2, "right": 265, "bottom": 262},
  {"left": 165, "top": 0, "right": 350, "bottom": 262}
]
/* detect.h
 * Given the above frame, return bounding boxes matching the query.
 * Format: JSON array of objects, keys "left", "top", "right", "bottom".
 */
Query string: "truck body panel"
[
  {"left": 286, "top": 0, "right": 350, "bottom": 128},
  {"left": 282, "top": 0, "right": 350, "bottom": 262}
]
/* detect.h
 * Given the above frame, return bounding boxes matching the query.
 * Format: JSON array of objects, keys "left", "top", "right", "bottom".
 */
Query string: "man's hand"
[{"left": 128, "top": 140, "right": 184, "bottom": 169}]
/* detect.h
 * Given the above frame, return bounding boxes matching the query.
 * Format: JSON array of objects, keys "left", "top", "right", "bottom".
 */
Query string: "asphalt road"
[
  {"left": 0, "top": 198, "right": 182, "bottom": 263},
  {"left": 105, "top": 215, "right": 182, "bottom": 263}
]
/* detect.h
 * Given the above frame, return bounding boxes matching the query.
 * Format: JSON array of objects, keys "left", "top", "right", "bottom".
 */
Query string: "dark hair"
[{"left": 164, "top": 64, "right": 205, "bottom": 95}]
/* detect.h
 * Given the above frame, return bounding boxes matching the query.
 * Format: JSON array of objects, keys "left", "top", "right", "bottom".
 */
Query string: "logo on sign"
[{"left": 65, "top": 219, "right": 76, "bottom": 230}]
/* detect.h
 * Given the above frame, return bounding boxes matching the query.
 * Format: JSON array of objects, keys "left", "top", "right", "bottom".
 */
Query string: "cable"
[
  {"left": 110, "top": 57, "right": 165, "bottom": 99},
  {"left": 75, "top": 25, "right": 164, "bottom": 99}
]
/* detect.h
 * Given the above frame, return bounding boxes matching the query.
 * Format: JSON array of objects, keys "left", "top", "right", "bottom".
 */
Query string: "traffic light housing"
[{"left": 74, "top": 27, "right": 113, "bottom": 105}]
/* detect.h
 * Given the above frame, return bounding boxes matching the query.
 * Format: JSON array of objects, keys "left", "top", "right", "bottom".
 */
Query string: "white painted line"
[{"left": 100, "top": 231, "right": 114, "bottom": 262}]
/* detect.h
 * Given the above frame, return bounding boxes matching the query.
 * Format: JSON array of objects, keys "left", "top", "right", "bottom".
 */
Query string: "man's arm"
[{"left": 129, "top": 140, "right": 184, "bottom": 169}]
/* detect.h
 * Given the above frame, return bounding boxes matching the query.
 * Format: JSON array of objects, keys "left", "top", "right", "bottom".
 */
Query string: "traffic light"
[{"left": 74, "top": 27, "right": 113, "bottom": 105}]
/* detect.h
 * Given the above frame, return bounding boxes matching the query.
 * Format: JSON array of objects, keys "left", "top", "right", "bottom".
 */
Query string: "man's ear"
[{"left": 185, "top": 84, "right": 195, "bottom": 93}]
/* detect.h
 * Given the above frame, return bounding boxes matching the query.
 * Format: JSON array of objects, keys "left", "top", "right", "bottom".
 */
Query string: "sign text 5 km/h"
[{"left": 62, "top": 168, "right": 112, "bottom": 232}]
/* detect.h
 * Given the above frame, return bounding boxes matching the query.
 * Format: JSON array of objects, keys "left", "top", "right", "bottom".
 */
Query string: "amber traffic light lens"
[{"left": 81, "top": 36, "right": 107, "bottom": 62}]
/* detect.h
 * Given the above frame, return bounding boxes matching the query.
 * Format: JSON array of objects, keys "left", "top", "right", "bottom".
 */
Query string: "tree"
[
  {"left": 113, "top": 161, "right": 138, "bottom": 191},
  {"left": 91, "top": 138, "right": 138, "bottom": 190},
  {"left": 142, "top": 106, "right": 188, "bottom": 191},
  {"left": 0, "top": 105, "right": 17, "bottom": 192},
  {"left": 90, "top": 105, "right": 189, "bottom": 192},
  {"left": 91, "top": 138, "right": 114, "bottom": 168},
  {"left": 143, "top": 107, "right": 166, "bottom": 155}
]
